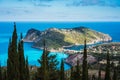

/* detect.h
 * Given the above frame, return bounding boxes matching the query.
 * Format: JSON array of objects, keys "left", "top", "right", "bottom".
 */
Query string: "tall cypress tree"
[
  {"left": 3, "top": 69, "right": 7, "bottom": 80},
  {"left": 12, "top": 22, "right": 20, "bottom": 80},
  {"left": 112, "top": 66, "right": 117, "bottom": 80},
  {"left": 82, "top": 39, "right": 88, "bottom": 80},
  {"left": 92, "top": 75, "right": 96, "bottom": 80},
  {"left": 75, "top": 58, "right": 81, "bottom": 80},
  {"left": 104, "top": 51, "right": 111, "bottom": 80},
  {"left": 25, "top": 56, "right": 30, "bottom": 80},
  {"left": 70, "top": 67, "right": 74, "bottom": 80},
  {"left": 38, "top": 39, "right": 49, "bottom": 80},
  {"left": 70, "top": 59, "right": 81, "bottom": 80},
  {"left": 98, "top": 66, "right": 101, "bottom": 80},
  {"left": 18, "top": 33, "right": 26, "bottom": 80},
  {"left": 117, "top": 62, "right": 120, "bottom": 80},
  {"left": 7, "top": 22, "right": 20, "bottom": 80},
  {"left": 0, "top": 64, "right": 2, "bottom": 80},
  {"left": 7, "top": 38, "right": 12, "bottom": 80},
  {"left": 49, "top": 54, "right": 59, "bottom": 80},
  {"left": 37, "top": 38, "right": 59, "bottom": 80},
  {"left": 60, "top": 59, "right": 65, "bottom": 80}
]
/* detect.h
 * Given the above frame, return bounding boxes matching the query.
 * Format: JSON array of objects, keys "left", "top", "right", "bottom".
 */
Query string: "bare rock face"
[{"left": 23, "top": 27, "right": 112, "bottom": 50}]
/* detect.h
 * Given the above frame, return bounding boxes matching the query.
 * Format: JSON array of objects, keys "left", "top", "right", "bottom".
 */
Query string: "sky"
[{"left": 0, "top": 0, "right": 120, "bottom": 21}]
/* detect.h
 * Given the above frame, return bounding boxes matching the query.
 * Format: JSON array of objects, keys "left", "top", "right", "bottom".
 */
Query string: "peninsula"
[{"left": 23, "top": 27, "right": 112, "bottom": 50}]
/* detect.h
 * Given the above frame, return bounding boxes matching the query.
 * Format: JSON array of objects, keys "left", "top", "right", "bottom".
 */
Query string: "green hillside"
[{"left": 24, "top": 27, "right": 112, "bottom": 50}]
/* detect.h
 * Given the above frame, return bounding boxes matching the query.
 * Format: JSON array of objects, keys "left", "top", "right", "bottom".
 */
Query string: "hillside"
[
  {"left": 88, "top": 42, "right": 120, "bottom": 54},
  {"left": 23, "top": 27, "right": 112, "bottom": 50},
  {"left": 65, "top": 54, "right": 97, "bottom": 66}
]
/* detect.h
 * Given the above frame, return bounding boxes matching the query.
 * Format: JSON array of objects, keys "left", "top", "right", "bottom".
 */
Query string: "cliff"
[{"left": 23, "top": 27, "right": 112, "bottom": 50}]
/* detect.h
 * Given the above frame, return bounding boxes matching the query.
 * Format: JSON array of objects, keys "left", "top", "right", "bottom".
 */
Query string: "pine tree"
[
  {"left": 0, "top": 64, "right": 2, "bottom": 80},
  {"left": 82, "top": 39, "right": 88, "bottom": 80},
  {"left": 104, "top": 51, "right": 111, "bottom": 80},
  {"left": 25, "top": 56, "right": 30, "bottom": 80},
  {"left": 60, "top": 59, "right": 65, "bottom": 80},
  {"left": 18, "top": 33, "right": 26, "bottom": 80}
]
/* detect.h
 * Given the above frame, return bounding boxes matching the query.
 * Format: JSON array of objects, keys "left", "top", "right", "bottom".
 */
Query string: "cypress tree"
[
  {"left": 7, "top": 22, "right": 20, "bottom": 80},
  {"left": 92, "top": 75, "right": 96, "bottom": 80},
  {"left": 60, "top": 59, "right": 65, "bottom": 80},
  {"left": 76, "top": 58, "right": 81, "bottom": 80},
  {"left": 37, "top": 38, "right": 59, "bottom": 80},
  {"left": 3, "top": 69, "right": 7, "bottom": 80},
  {"left": 98, "top": 66, "right": 101, "bottom": 80},
  {"left": 12, "top": 22, "right": 20, "bottom": 80},
  {"left": 117, "top": 62, "right": 120, "bottom": 80},
  {"left": 25, "top": 56, "right": 30, "bottom": 80},
  {"left": 18, "top": 33, "right": 26, "bottom": 80},
  {"left": 49, "top": 54, "right": 59, "bottom": 80},
  {"left": 7, "top": 38, "right": 12, "bottom": 80},
  {"left": 0, "top": 64, "right": 2, "bottom": 80},
  {"left": 72, "top": 58, "right": 81, "bottom": 80},
  {"left": 70, "top": 67, "right": 74, "bottom": 80},
  {"left": 82, "top": 39, "right": 88, "bottom": 80},
  {"left": 70, "top": 59, "right": 81, "bottom": 80},
  {"left": 38, "top": 39, "right": 49, "bottom": 80},
  {"left": 112, "top": 66, "right": 117, "bottom": 80},
  {"left": 104, "top": 51, "right": 111, "bottom": 80}
]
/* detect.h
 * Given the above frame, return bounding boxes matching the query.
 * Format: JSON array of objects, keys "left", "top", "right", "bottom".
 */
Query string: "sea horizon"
[{"left": 1, "top": 0, "right": 120, "bottom": 79}]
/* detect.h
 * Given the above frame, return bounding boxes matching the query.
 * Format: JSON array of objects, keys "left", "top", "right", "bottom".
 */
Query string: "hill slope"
[{"left": 23, "top": 27, "right": 112, "bottom": 50}]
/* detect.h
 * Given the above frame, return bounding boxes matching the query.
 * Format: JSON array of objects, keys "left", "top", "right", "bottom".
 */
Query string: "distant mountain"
[{"left": 23, "top": 27, "right": 112, "bottom": 50}]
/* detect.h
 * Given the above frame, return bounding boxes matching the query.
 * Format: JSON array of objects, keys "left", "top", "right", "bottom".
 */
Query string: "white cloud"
[{"left": 0, "top": 0, "right": 120, "bottom": 21}]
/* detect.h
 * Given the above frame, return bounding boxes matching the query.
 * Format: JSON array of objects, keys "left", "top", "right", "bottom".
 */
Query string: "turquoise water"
[
  {"left": 0, "top": 21, "right": 120, "bottom": 70},
  {"left": 0, "top": 36, "right": 70, "bottom": 70}
]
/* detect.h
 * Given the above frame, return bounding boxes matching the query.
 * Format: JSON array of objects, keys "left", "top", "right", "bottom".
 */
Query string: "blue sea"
[{"left": 0, "top": 21, "right": 120, "bottom": 70}]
